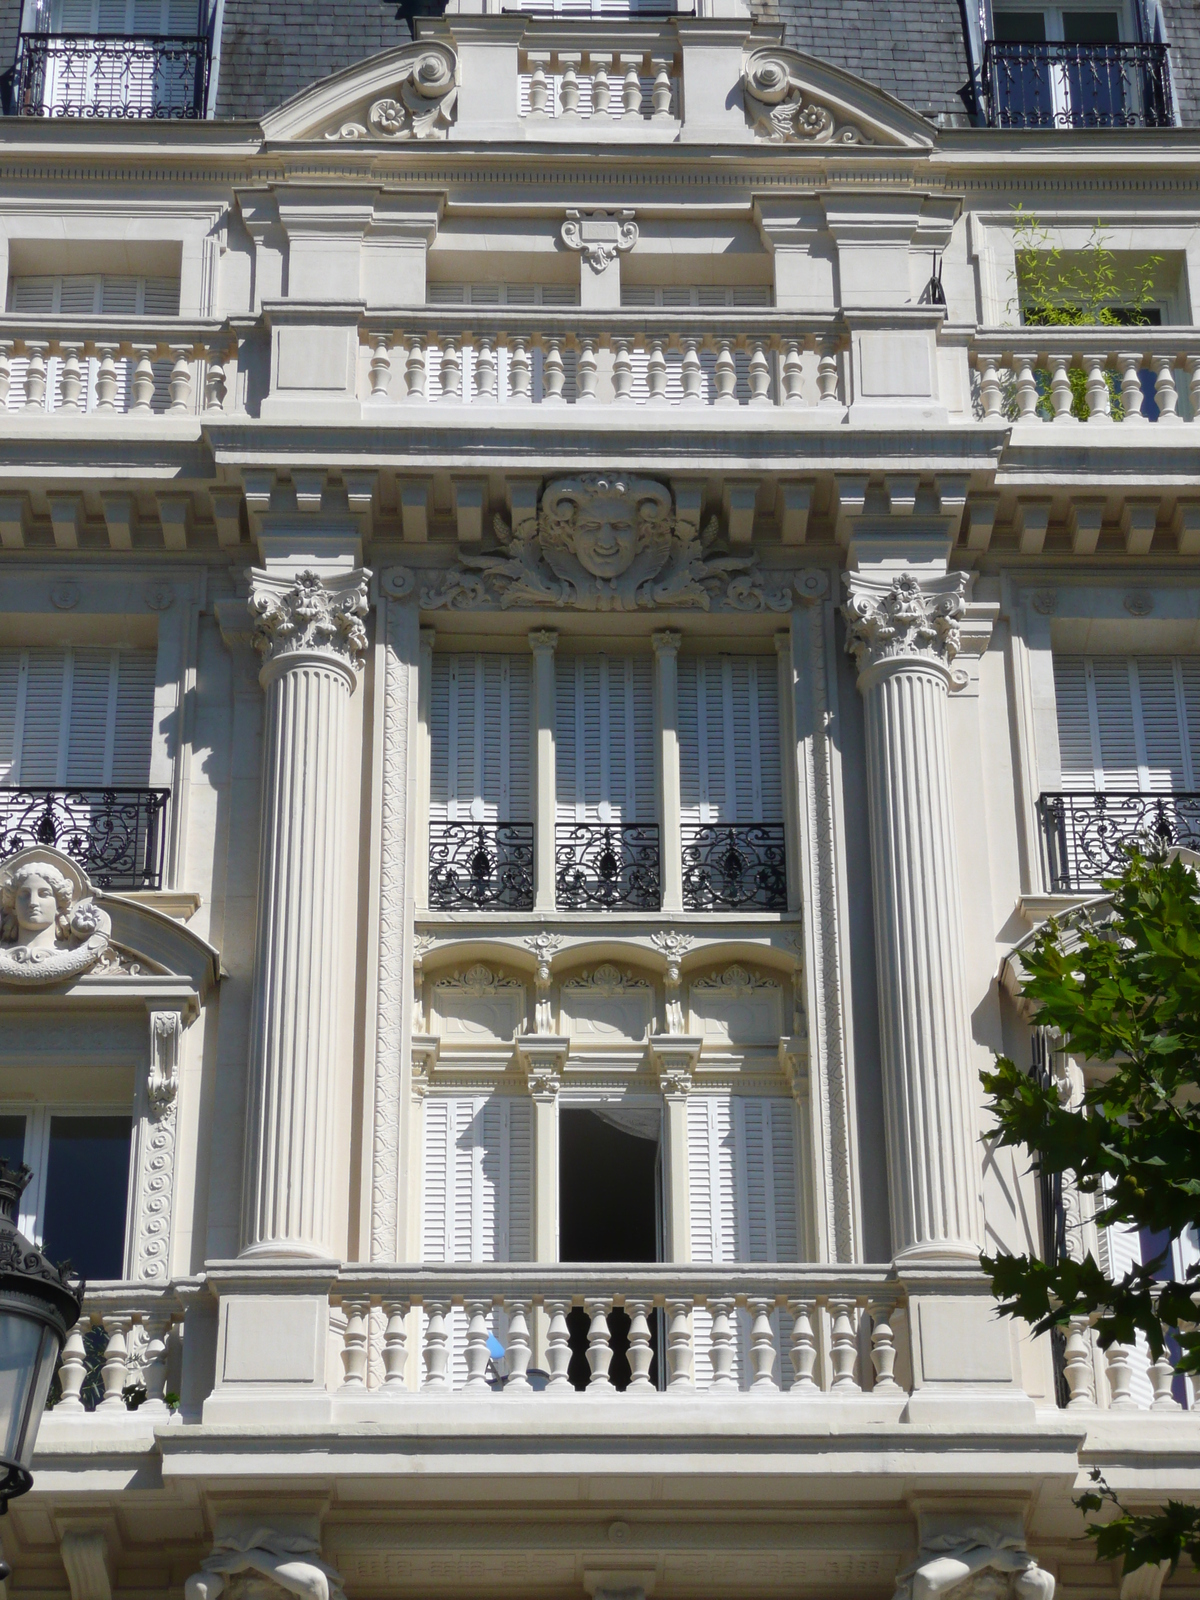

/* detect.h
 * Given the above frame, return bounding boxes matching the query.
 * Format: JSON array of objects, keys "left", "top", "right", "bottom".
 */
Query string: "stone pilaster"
[
  {"left": 842, "top": 563, "right": 983, "bottom": 1261},
  {"left": 241, "top": 565, "right": 369, "bottom": 1258}
]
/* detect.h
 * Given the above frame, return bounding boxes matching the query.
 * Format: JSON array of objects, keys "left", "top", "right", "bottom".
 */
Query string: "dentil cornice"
[
  {"left": 841, "top": 569, "right": 969, "bottom": 686},
  {"left": 248, "top": 568, "right": 371, "bottom": 679}
]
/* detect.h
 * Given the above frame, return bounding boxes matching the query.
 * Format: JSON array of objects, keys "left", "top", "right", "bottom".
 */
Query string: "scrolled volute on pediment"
[
  {"left": 323, "top": 43, "right": 458, "bottom": 141},
  {"left": 421, "top": 474, "right": 794, "bottom": 615},
  {"left": 0, "top": 848, "right": 112, "bottom": 987},
  {"left": 742, "top": 47, "right": 874, "bottom": 145}
]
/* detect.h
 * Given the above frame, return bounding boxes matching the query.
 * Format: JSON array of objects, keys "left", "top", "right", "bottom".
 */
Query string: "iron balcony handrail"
[
  {"left": 428, "top": 820, "right": 535, "bottom": 911},
  {"left": 981, "top": 39, "right": 1173, "bottom": 130},
  {"left": 0, "top": 786, "right": 170, "bottom": 891},
  {"left": 11, "top": 30, "right": 211, "bottom": 120},
  {"left": 1037, "top": 789, "right": 1200, "bottom": 893}
]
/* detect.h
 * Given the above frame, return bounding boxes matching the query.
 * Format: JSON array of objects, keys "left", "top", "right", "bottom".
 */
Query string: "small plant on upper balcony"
[
  {"left": 981, "top": 846, "right": 1200, "bottom": 1580},
  {"left": 1006, "top": 206, "right": 1163, "bottom": 420}
]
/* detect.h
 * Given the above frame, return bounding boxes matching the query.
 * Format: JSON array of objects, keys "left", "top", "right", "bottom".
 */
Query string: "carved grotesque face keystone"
[{"left": 570, "top": 496, "right": 639, "bottom": 578}]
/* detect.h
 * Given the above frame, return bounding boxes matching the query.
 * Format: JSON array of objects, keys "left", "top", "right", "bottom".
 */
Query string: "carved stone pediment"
[
  {"left": 261, "top": 42, "right": 459, "bottom": 143},
  {"left": 741, "top": 46, "right": 936, "bottom": 149},
  {"left": 421, "top": 474, "right": 794, "bottom": 615}
]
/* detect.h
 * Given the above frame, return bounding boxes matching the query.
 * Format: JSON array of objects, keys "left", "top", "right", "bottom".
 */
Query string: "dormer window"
[{"left": 984, "top": 2, "right": 1171, "bottom": 127}]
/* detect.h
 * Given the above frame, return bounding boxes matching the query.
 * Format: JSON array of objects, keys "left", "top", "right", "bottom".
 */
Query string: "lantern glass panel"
[{"left": 0, "top": 1310, "right": 55, "bottom": 1467}]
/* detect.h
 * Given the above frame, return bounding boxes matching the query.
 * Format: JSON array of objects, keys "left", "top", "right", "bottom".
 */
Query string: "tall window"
[
  {"left": 429, "top": 653, "right": 532, "bottom": 825},
  {"left": 0, "top": 1111, "right": 132, "bottom": 1281},
  {"left": 0, "top": 647, "right": 157, "bottom": 787},
  {"left": 1054, "top": 654, "right": 1200, "bottom": 791},
  {"left": 554, "top": 654, "right": 655, "bottom": 824}
]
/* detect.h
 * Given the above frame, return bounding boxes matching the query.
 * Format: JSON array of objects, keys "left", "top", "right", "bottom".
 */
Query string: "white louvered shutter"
[
  {"left": 0, "top": 647, "right": 155, "bottom": 786},
  {"left": 687, "top": 1094, "right": 738, "bottom": 1388},
  {"left": 679, "top": 656, "right": 781, "bottom": 824},
  {"left": 1055, "top": 655, "right": 1200, "bottom": 792},
  {"left": 734, "top": 1097, "right": 798, "bottom": 1389},
  {"left": 555, "top": 654, "right": 655, "bottom": 822},
  {"left": 429, "top": 653, "right": 532, "bottom": 824}
]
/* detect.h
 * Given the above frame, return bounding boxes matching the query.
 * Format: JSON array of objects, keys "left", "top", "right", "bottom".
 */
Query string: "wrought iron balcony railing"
[
  {"left": 428, "top": 822, "right": 535, "bottom": 911},
  {"left": 1038, "top": 791, "right": 1200, "bottom": 892},
  {"left": 681, "top": 824, "right": 787, "bottom": 911},
  {"left": 555, "top": 823, "right": 661, "bottom": 911},
  {"left": 982, "top": 40, "right": 1172, "bottom": 129},
  {"left": 9, "top": 32, "right": 210, "bottom": 119},
  {"left": 0, "top": 788, "right": 170, "bottom": 891}
]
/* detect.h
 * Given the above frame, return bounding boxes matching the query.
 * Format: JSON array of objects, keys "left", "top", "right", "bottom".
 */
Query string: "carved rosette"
[
  {"left": 248, "top": 569, "right": 370, "bottom": 683},
  {"left": 324, "top": 43, "right": 458, "bottom": 141},
  {"left": 742, "top": 48, "right": 872, "bottom": 145},
  {"left": 842, "top": 571, "right": 968, "bottom": 687}
]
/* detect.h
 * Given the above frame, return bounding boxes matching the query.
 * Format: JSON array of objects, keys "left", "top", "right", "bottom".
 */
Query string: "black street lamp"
[{"left": 0, "top": 1160, "right": 85, "bottom": 1576}]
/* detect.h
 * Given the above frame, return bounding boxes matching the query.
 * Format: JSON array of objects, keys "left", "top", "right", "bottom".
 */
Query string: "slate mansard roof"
[{"left": 1, "top": 0, "right": 1199, "bottom": 127}]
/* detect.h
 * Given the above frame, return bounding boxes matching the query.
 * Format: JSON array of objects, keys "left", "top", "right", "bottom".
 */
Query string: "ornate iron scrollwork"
[
  {"left": 681, "top": 824, "right": 787, "bottom": 911},
  {"left": 1037, "top": 790, "right": 1200, "bottom": 891},
  {"left": 554, "top": 824, "right": 661, "bottom": 911},
  {"left": 0, "top": 788, "right": 169, "bottom": 890},
  {"left": 982, "top": 40, "right": 1171, "bottom": 130},
  {"left": 11, "top": 32, "right": 210, "bottom": 120},
  {"left": 428, "top": 822, "right": 534, "bottom": 911}
]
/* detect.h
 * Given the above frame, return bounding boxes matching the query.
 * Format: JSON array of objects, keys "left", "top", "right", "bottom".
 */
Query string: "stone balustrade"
[
  {"left": 0, "top": 322, "right": 233, "bottom": 416},
  {"left": 331, "top": 1264, "right": 904, "bottom": 1396},
  {"left": 51, "top": 1284, "right": 186, "bottom": 1415},
  {"left": 971, "top": 328, "right": 1200, "bottom": 423},
  {"left": 358, "top": 312, "right": 847, "bottom": 411},
  {"left": 518, "top": 46, "right": 680, "bottom": 122}
]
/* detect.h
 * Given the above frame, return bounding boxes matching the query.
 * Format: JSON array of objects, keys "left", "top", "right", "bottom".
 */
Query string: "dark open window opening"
[{"left": 559, "top": 1107, "right": 662, "bottom": 1391}]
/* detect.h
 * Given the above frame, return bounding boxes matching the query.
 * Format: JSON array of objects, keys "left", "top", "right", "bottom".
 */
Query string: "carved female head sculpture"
[
  {"left": 0, "top": 850, "right": 110, "bottom": 985},
  {"left": 0, "top": 862, "right": 74, "bottom": 950}
]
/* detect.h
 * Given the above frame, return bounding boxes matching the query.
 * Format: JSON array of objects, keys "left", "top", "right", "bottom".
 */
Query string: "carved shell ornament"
[
  {"left": 742, "top": 48, "right": 871, "bottom": 145},
  {"left": 326, "top": 45, "right": 458, "bottom": 142},
  {"left": 0, "top": 848, "right": 111, "bottom": 987},
  {"left": 422, "top": 474, "right": 794, "bottom": 614}
]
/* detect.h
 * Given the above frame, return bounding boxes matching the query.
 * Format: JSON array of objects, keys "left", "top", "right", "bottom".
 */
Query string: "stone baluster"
[
  {"left": 1153, "top": 356, "right": 1180, "bottom": 423},
  {"left": 440, "top": 336, "right": 462, "bottom": 402},
  {"left": 130, "top": 343, "right": 157, "bottom": 412},
  {"left": 57, "top": 342, "right": 84, "bottom": 412},
  {"left": 140, "top": 1313, "right": 173, "bottom": 1414},
  {"left": 55, "top": 1318, "right": 90, "bottom": 1413},
  {"left": 1119, "top": 352, "right": 1146, "bottom": 422},
  {"left": 544, "top": 1298, "right": 574, "bottom": 1393},
  {"left": 828, "top": 1298, "right": 861, "bottom": 1392},
  {"left": 474, "top": 336, "right": 496, "bottom": 404},
  {"left": 665, "top": 1298, "right": 695, "bottom": 1390},
  {"left": 576, "top": 337, "right": 598, "bottom": 403},
  {"left": 504, "top": 1299, "right": 533, "bottom": 1392},
  {"left": 817, "top": 339, "right": 841, "bottom": 407},
  {"left": 166, "top": 344, "right": 192, "bottom": 413},
  {"left": 842, "top": 564, "right": 986, "bottom": 1260},
  {"left": 612, "top": 338, "right": 633, "bottom": 404},
  {"left": 339, "top": 1299, "right": 370, "bottom": 1388},
  {"left": 509, "top": 338, "right": 532, "bottom": 404},
  {"left": 787, "top": 1300, "right": 819, "bottom": 1393},
  {"left": 868, "top": 1299, "right": 904, "bottom": 1395},
  {"left": 625, "top": 1299, "right": 654, "bottom": 1390},
  {"left": 542, "top": 337, "right": 566, "bottom": 405},
  {"left": 204, "top": 349, "right": 228, "bottom": 412},
  {"left": 1063, "top": 1315, "right": 1096, "bottom": 1407},
  {"left": 977, "top": 354, "right": 1003, "bottom": 419},
  {"left": 405, "top": 334, "right": 428, "bottom": 402},
  {"left": 591, "top": 57, "right": 611, "bottom": 116},
  {"left": 713, "top": 339, "right": 737, "bottom": 407},
  {"left": 422, "top": 1299, "right": 452, "bottom": 1390},
  {"left": 0, "top": 340, "right": 12, "bottom": 409},
  {"left": 1188, "top": 353, "right": 1200, "bottom": 421},
  {"left": 746, "top": 1298, "right": 778, "bottom": 1391},
  {"left": 1084, "top": 352, "right": 1112, "bottom": 422},
  {"left": 527, "top": 53, "right": 551, "bottom": 116},
  {"left": 369, "top": 333, "right": 392, "bottom": 400},
  {"left": 242, "top": 567, "right": 370, "bottom": 1256},
  {"left": 620, "top": 55, "right": 642, "bottom": 117},
  {"left": 781, "top": 339, "right": 804, "bottom": 406},
  {"left": 1105, "top": 1342, "right": 1136, "bottom": 1407},
  {"left": 23, "top": 341, "right": 48, "bottom": 411},
  {"left": 1013, "top": 353, "right": 1039, "bottom": 419},
  {"left": 650, "top": 54, "right": 673, "bottom": 117},
  {"left": 748, "top": 340, "right": 771, "bottom": 406},
  {"left": 708, "top": 1297, "right": 738, "bottom": 1390},
  {"left": 1047, "top": 353, "right": 1074, "bottom": 421},
  {"left": 680, "top": 338, "right": 702, "bottom": 405},
  {"left": 647, "top": 337, "right": 668, "bottom": 403},
  {"left": 558, "top": 54, "right": 581, "bottom": 116},
  {"left": 585, "top": 1297, "right": 614, "bottom": 1390},
  {"left": 94, "top": 344, "right": 120, "bottom": 410},
  {"left": 1150, "top": 1353, "right": 1180, "bottom": 1411},
  {"left": 462, "top": 1299, "right": 493, "bottom": 1392},
  {"left": 381, "top": 1297, "right": 410, "bottom": 1390},
  {"left": 98, "top": 1316, "right": 131, "bottom": 1410}
]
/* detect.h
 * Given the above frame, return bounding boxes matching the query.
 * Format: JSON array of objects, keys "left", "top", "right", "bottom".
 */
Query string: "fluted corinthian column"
[
  {"left": 241, "top": 567, "right": 370, "bottom": 1257},
  {"left": 842, "top": 567, "right": 983, "bottom": 1261}
]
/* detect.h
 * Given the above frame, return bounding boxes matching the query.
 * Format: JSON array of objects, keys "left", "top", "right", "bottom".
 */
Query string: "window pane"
[
  {"left": 1063, "top": 10, "right": 1121, "bottom": 43},
  {"left": 0, "top": 1116, "right": 26, "bottom": 1175},
  {"left": 42, "top": 1116, "right": 131, "bottom": 1281},
  {"left": 993, "top": 11, "right": 1048, "bottom": 41}
]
